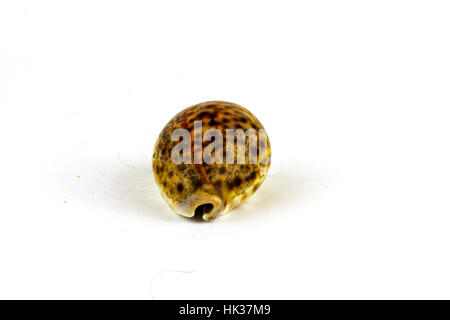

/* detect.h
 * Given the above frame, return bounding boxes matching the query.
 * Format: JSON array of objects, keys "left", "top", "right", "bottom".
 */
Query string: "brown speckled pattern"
[{"left": 152, "top": 101, "right": 271, "bottom": 221}]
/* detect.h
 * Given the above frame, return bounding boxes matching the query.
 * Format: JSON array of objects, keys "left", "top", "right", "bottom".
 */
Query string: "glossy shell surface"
[{"left": 152, "top": 101, "right": 271, "bottom": 221}]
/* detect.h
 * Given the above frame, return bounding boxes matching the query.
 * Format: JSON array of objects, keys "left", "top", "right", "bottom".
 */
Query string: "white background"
[{"left": 1, "top": 1, "right": 449, "bottom": 299}]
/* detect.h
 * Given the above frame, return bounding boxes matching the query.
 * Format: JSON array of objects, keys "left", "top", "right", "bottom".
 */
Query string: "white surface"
[{"left": 1, "top": 1, "right": 450, "bottom": 299}]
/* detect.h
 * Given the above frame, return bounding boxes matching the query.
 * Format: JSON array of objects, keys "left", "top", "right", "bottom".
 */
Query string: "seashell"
[{"left": 152, "top": 101, "right": 271, "bottom": 221}]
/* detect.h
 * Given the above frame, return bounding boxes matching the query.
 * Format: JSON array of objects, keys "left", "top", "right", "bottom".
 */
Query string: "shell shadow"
[
  {"left": 54, "top": 156, "right": 325, "bottom": 224},
  {"left": 105, "top": 162, "right": 177, "bottom": 222},
  {"left": 220, "top": 164, "right": 323, "bottom": 223},
  {"left": 55, "top": 156, "right": 177, "bottom": 222}
]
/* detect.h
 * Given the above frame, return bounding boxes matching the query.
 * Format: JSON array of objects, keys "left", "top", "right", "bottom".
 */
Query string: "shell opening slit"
[{"left": 194, "top": 203, "right": 214, "bottom": 219}]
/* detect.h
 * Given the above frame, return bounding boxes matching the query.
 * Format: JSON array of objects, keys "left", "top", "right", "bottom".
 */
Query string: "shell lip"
[{"left": 173, "top": 192, "right": 223, "bottom": 221}]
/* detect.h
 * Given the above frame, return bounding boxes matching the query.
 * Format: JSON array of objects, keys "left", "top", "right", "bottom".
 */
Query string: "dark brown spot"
[
  {"left": 192, "top": 177, "right": 202, "bottom": 190},
  {"left": 186, "top": 123, "right": 193, "bottom": 131},
  {"left": 232, "top": 177, "right": 242, "bottom": 188},
  {"left": 208, "top": 112, "right": 218, "bottom": 119},
  {"left": 246, "top": 171, "right": 257, "bottom": 182},
  {"left": 177, "top": 183, "right": 184, "bottom": 193},
  {"left": 218, "top": 167, "right": 226, "bottom": 174},
  {"left": 213, "top": 179, "right": 223, "bottom": 189},
  {"left": 198, "top": 111, "right": 210, "bottom": 118},
  {"left": 209, "top": 119, "right": 218, "bottom": 126}
]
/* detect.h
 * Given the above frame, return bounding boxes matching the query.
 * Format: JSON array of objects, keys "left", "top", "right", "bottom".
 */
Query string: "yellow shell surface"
[{"left": 152, "top": 101, "right": 271, "bottom": 221}]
